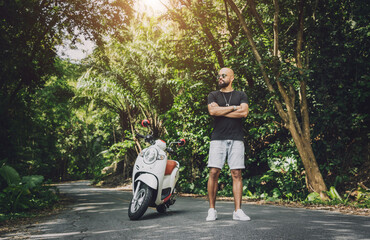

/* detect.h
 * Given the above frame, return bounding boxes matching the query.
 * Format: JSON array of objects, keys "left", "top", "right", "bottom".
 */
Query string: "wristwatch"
[{"left": 233, "top": 105, "right": 237, "bottom": 111}]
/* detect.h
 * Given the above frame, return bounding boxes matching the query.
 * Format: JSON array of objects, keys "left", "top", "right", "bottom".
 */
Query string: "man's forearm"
[
  {"left": 208, "top": 102, "right": 248, "bottom": 118},
  {"left": 223, "top": 108, "right": 248, "bottom": 118},
  {"left": 208, "top": 105, "right": 235, "bottom": 116}
]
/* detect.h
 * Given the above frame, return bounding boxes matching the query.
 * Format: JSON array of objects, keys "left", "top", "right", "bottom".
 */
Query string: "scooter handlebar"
[
  {"left": 136, "top": 133, "right": 145, "bottom": 139},
  {"left": 166, "top": 147, "right": 178, "bottom": 157},
  {"left": 136, "top": 133, "right": 154, "bottom": 144}
]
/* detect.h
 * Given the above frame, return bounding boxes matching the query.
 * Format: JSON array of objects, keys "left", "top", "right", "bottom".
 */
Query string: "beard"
[{"left": 218, "top": 80, "right": 229, "bottom": 88}]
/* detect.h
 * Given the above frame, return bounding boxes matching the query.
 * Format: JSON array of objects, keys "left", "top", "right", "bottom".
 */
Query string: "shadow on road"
[{"left": 2, "top": 181, "right": 369, "bottom": 240}]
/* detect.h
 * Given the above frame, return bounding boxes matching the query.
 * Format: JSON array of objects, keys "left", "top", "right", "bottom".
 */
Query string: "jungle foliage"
[
  {"left": 0, "top": 0, "right": 369, "bottom": 214},
  {"left": 0, "top": 165, "right": 58, "bottom": 215}
]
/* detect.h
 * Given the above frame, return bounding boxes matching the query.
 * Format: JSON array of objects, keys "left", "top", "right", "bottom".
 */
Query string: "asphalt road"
[{"left": 2, "top": 181, "right": 369, "bottom": 240}]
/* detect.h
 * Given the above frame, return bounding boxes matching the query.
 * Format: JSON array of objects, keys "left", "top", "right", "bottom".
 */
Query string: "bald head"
[
  {"left": 218, "top": 68, "right": 235, "bottom": 90},
  {"left": 219, "top": 68, "right": 234, "bottom": 79}
]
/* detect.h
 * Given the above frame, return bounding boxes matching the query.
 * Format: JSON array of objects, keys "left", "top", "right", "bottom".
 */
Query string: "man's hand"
[{"left": 208, "top": 102, "right": 249, "bottom": 118}]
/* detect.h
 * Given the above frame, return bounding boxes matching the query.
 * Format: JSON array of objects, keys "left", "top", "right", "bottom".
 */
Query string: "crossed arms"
[{"left": 208, "top": 102, "right": 249, "bottom": 118}]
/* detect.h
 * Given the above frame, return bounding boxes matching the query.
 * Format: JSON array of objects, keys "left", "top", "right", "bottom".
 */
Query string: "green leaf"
[
  {"left": 328, "top": 186, "right": 342, "bottom": 201},
  {"left": 22, "top": 175, "right": 44, "bottom": 190},
  {"left": 306, "top": 192, "right": 320, "bottom": 202},
  {"left": 272, "top": 188, "right": 282, "bottom": 198},
  {"left": 0, "top": 165, "right": 21, "bottom": 186}
]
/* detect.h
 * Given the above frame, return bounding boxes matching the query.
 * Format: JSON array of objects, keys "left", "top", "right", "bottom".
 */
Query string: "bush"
[{"left": 0, "top": 165, "right": 59, "bottom": 213}]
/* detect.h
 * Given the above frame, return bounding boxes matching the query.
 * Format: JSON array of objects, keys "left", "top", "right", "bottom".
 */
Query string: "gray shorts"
[{"left": 208, "top": 140, "right": 245, "bottom": 170}]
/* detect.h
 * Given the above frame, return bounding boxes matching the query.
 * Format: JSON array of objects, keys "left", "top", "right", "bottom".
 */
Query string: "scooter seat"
[{"left": 165, "top": 160, "right": 177, "bottom": 175}]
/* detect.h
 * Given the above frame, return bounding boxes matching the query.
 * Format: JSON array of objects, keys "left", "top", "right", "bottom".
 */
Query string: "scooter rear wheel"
[
  {"left": 156, "top": 204, "right": 166, "bottom": 213},
  {"left": 128, "top": 182, "right": 153, "bottom": 220}
]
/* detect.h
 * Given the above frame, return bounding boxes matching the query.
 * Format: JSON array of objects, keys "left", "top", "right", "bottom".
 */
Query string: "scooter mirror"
[
  {"left": 141, "top": 119, "right": 150, "bottom": 128},
  {"left": 178, "top": 138, "right": 186, "bottom": 146}
]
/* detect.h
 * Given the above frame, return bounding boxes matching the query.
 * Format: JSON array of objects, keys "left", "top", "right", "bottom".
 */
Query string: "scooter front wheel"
[{"left": 128, "top": 182, "right": 153, "bottom": 220}]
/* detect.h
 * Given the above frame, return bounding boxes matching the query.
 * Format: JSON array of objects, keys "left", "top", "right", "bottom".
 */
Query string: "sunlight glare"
[{"left": 139, "top": 0, "right": 168, "bottom": 15}]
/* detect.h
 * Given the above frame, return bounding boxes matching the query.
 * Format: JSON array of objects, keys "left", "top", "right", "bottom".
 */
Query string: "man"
[{"left": 206, "top": 67, "right": 250, "bottom": 221}]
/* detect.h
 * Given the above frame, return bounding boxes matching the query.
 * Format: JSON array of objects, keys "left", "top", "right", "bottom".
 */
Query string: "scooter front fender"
[{"left": 135, "top": 173, "right": 158, "bottom": 191}]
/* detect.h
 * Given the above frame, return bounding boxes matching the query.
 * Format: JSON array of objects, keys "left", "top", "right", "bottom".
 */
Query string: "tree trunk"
[{"left": 287, "top": 122, "right": 328, "bottom": 199}]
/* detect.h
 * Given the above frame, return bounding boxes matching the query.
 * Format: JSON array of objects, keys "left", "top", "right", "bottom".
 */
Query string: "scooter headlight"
[{"left": 143, "top": 147, "right": 158, "bottom": 164}]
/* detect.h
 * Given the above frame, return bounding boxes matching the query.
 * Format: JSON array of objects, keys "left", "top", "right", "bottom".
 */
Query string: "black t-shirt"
[{"left": 208, "top": 90, "right": 249, "bottom": 141}]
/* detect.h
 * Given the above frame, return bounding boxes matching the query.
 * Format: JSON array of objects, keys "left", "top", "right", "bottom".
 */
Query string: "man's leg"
[
  {"left": 231, "top": 169, "right": 243, "bottom": 211},
  {"left": 208, "top": 167, "right": 221, "bottom": 208}
]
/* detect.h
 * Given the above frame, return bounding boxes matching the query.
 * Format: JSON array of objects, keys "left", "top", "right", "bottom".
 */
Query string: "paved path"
[{"left": 2, "top": 181, "right": 369, "bottom": 240}]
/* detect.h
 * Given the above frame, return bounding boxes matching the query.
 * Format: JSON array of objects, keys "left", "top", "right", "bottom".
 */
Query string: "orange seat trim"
[{"left": 165, "top": 160, "right": 177, "bottom": 175}]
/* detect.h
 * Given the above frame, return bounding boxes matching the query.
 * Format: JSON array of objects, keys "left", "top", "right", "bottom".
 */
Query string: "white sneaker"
[
  {"left": 233, "top": 209, "right": 251, "bottom": 221},
  {"left": 206, "top": 208, "right": 217, "bottom": 221}
]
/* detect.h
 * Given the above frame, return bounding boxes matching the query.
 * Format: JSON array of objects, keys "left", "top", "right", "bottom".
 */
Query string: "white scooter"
[{"left": 128, "top": 120, "right": 185, "bottom": 220}]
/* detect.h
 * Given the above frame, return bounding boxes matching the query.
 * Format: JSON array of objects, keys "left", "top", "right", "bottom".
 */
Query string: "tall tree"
[
  {"left": 77, "top": 14, "right": 178, "bottom": 158},
  {"left": 164, "top": 0, "right": 226, "bottom": 68},
  {"left": 224, "top": 0, "right": 328, "bottom": 198},
  {"left": 0, "top": 0, "right": 133, "bottom": 167},
  {"left": 0, "top": 0, "right": 133, "bottom": 105}
]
